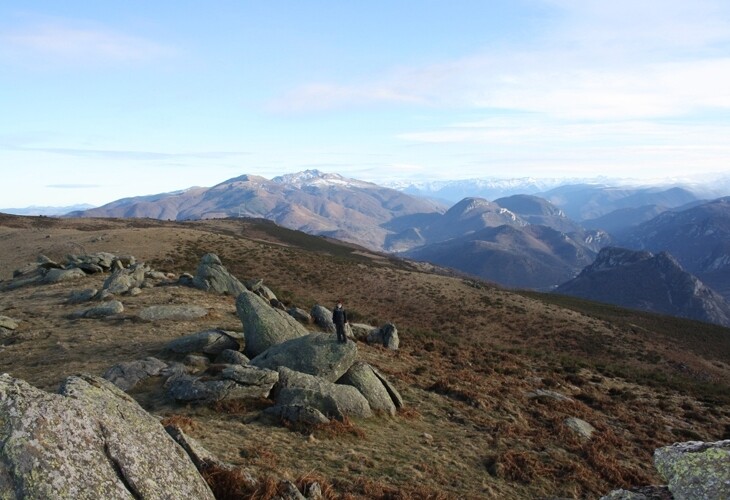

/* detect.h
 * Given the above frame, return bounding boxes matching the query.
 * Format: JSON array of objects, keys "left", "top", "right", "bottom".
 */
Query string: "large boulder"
[
  {"left": 0, "top": 373, "right": 214, "bottom": 499},
  {"left": 270, "top": 367, "right": 372, "bottom": 420},
  {"left": 236, "top": 289, "right": 309, "bottom": 357},
  {"left": 103, "top": 357, "right": 168, "bottom": 391},
  {"left": 371, "top": 366, "right": 404, "bottom": 409},
  {"left": 164, "top": 329, "right": 241, "bottom": 356},
  {"left": 310, "top": 304, "right": 336, "bottom": 333},
  {"left": 250, "top": 332, "right": 358, "bottom": 382},
  {"left": 337, "top": 361, "right": 397, "bottom": 416},
  {"left": 367, "top": 323, "right": 400, "bottom": 350},
  {"left": 654, "top": 440, "right": 730, "bottom": 499},
  {"left": 220, "top": 364, "right": 279, "bottom": 391},
  {"left": 192, "top": 253, "right": 246, "bottom": 295}
]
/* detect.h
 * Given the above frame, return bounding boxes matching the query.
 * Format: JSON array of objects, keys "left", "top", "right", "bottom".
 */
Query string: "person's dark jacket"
[{"left": 332, "top": 306, "right": 347, "bottom": 326}]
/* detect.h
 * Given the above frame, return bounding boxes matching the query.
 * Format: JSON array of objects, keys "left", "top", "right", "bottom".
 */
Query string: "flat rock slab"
[
  {"left": 70, "top": 300, "right": 124, "bottom": 319},
  {"left": 138, "top": 305, "right": 208, "bottom": 321},
  {"left": 43, "top": 267, "right": 87, "bottom": 284},
  {"left": 250, "top": 332, "right": 358, "bottom": 382},
  {"left": 103, "top": 357, "right": 168, "bottom": 391},
  {"left": 164, "top": 329, "right": 240, "bottom": 355},
  {"left": 166, "top": 373, "right": 275, "bottom": 403},
  {"left": 0, "top": 373, "right": 214, "bottom": 499}
]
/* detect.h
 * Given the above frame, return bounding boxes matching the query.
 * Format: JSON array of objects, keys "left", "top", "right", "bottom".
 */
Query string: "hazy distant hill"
[
  {"left": 0, "top": 204, "right": 96, "bottom": 216},
  {"left": 556, "top": 247, "right": 730, "bottom": 327},
  {"left": 70, "top": 170, "right": 446, "bottom": 251},
  {"left": 620, "top": 197, "right": 730, "bottom": 300},
  {"left": 539, "top": 184, "right": 700, "bottom": 221},
  {"left": 406, "top": 223, "right": 597, "bottom": 290}
]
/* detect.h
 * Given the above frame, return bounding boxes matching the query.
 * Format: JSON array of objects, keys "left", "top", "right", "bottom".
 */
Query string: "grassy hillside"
[{"left": 1, "top": 214, "right": 728, "bottom": 499}]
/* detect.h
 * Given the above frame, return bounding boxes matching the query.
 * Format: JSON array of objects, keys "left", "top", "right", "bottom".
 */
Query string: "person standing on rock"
[{"left": 332, "top": 300, "right": 348, "bottom": 343}]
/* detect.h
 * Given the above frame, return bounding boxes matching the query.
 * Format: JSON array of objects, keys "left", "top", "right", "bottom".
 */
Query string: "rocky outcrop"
[
  {"left": 164, "top": 329, "right": 241, "bottom": 356},
  {"left": 165, "top": 366, "right": 278, "bottom": 403},
  {"left": 366, "top": 322, "right": 400, "bottom": 350},
  {"left": 310, "top": 304, "right": 336, "bottom": 333},
  {"left": 250, "top": 332, "right": 358, "bottom": 382},
  {"left": 337, "top": 361, "right": 397, "bottom": 416},
  {"left": 192, "top": 253, "right": 246, "bottom": 295},
  {"left": 236, "top": 289, "right": 309, "bottom": 357},
  {"left": 370, "top": 365, "right": 404, "bottom": 409},
  {"left": 287, "top": 307, "right": 312, "bottom": 324},
  {"left": 0, "top": 373, "right": 214, "bottom": 499},
  {"left": 101, "top": 263, "right": 147, "bottom": 295},
  {"left": 268, "top": 367, "right": 372, "bottom": 421},
  {"left": 138, "top": 304, "right": 209, "bottom": 321},
  {"left": 103, "top": 357, "right": 168, "bottom": 391},
  {"left": 654, "top": 440, "right": 730, "bottom": 499}
]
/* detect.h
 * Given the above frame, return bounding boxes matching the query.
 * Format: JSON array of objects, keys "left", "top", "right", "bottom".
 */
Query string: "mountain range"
[{"left": 58, "top": 169, "right": 730, "bottom": 326}]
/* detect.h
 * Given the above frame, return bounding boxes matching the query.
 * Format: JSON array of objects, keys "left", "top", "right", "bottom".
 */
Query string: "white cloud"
[
  {"left": 1, "top": 19, "right": 174, "bottom": 66},
  {"left": 270, "top": 1, "right": 730, "bottom": 121}
]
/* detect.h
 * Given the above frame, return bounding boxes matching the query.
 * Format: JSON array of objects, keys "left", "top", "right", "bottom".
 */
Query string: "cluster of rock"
[
  {"left": 601, "top": 440, "right": 730, "bottom": 499},
  {"left": 101, "top": 253, "right": 404, "bottom": 425}
]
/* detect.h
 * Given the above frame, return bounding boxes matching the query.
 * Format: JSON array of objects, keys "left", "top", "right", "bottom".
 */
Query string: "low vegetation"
[{"left": 1, "top": 214, "right": 728, "bottom": 498}]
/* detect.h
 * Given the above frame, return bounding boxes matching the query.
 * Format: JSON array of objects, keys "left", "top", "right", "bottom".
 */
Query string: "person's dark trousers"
[{"left": 336, "top": 324, "right": 346, "bottom": 342}]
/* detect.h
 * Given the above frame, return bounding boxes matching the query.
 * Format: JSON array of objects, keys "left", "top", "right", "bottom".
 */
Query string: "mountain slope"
[
  {"left": 71, "top": 170, "right": 446, "bottom": 251},
  {"left": 556, "top": 247, "right": 730, "bottom": 327},
  {"left": 407, "top": 223, "right": 596, "bottom": 290},
  {"left": 620, "top": 197, "right": 730, "bottom": 300}
]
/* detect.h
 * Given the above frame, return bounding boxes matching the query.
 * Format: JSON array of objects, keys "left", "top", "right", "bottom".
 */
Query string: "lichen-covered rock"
[
  {"left": 366, "top": 323, "right": 399, "bottom": 350},
  {"left": 67, "top": 288, "right": 98, "bottom": 304},
  {"left": 0, "top": 373, "right": 214, "bottom": 499},
  {"left": 192, "top": 253, "right": 247, "bottom": 295},
  {"left": 599, "top": 486, "right": 672, "bottom": 500},
  {"left": 0, "top": 315, "right": 19, "bottom": 330},
  {"left": 236, "top": 289, "right": 309, "bottom": 357},
  {"left": 215, "top": 348, "right": 250, "bottom": 365},
  {"left": 265, "top": 404, "right": 330, "bottom": 425},
  {"left": 220, "top": 365, "right": 279, "bottom": 396},
  {"left": 337, "top": 361, "right": 396, "bottom": 416},
  {"left": 164, "top": 329, "right": 240, "bottom": 355},
  {"left": 310, "top": 304, "right": 336, "bottom": 333},
  {"left": 349, "top": 323, "right": 374, "bottom": 341},
  {"left": 287, "top": 307, "right": 312, "bottom": 324},
  {"left": 166, "top": 369, "right": 276, "bottom": 402},
  {"left": 654, "top": 440, "right": 730, "bottom": 500},
  {"left": 370, "top": 366, "right": 404, "bottom": 409},
  {"left": 70, "top": 300, "right": 124, "bottom": 319},
  {"left": 250, "top": 332, "right": 357, "bottom": 382},
  {"left": 103, "top": 357, "right": 168, "bottom": 391},
  {"left": 272, "top": 367, "right": 372, "bottom": 420},
  {"left": 43, "top": 267, "right": 87, "bottom": 284},
  {"left": 563, "top": 417, "right": 596, "bottom": 440},
  {"left": 138, "top": 304, "right": 208, "bottom": 321},
  {"left": 101, "top": 263, "right": 146, "bottom": 294}
]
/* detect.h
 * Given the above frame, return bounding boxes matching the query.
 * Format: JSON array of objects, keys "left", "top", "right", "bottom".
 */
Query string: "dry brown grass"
[
  {"left": 1, "top": 214, "right": 729, "bottom": 498},
  {"left": 160, "top": 414, "right": 199, "bottom": 433}
]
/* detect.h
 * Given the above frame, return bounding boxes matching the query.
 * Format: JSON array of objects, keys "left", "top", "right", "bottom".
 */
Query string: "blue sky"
[{"left": 2, "top": 1, "right": 730, "bottom": 206}]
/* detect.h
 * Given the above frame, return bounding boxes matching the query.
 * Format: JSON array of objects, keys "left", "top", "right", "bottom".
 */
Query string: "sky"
[{"left": 2, "top": 1, "right": 730, "bottom": 207}]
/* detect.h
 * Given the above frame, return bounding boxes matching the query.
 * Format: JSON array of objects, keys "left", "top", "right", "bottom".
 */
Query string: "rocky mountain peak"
[{"left": 584, "top": 246, "right": 654, "bottom": 273}]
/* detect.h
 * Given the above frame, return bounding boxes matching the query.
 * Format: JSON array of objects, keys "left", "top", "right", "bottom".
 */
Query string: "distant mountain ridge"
[
  {"left": 556, "top": 247, "right": 730, "bottom": 327},
  {"left": 0, "top": 204, "right": 96, "bottom": 216},
  {"left": 70, "top": 170, "right": 446, "bottom": 251}
]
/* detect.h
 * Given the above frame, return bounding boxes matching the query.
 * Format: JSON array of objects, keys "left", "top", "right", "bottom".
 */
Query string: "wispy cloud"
[
  {"left": 46, "top": 183, "right": 101, "bottom": 189},
  {"left": 6, "top": 146, "right": 250, "bottom": 161},
  {"left": 1, "top": 18, "right": 175, "bottom": 66},
  {"left": 271, "top": 0, "right": 730, "bottom": 121}
]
